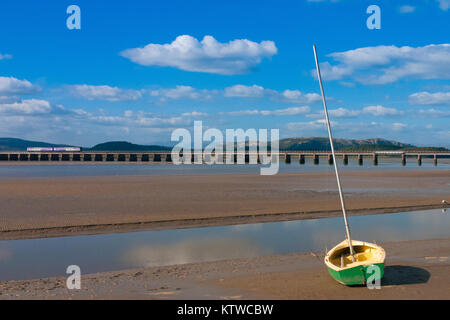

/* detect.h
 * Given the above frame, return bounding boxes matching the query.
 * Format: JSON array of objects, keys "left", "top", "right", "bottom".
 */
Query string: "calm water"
[
  {"left": 0, "top": 158, "right": 448, "bottom": 179},
  {"left": 0, "top": 209, "right": 448, "bottom": 281}
]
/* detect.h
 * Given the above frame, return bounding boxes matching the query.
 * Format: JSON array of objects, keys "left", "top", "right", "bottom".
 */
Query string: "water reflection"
[
  {"left": 0, "top": 159, "right": 448, "bottom": 179},
  {"left": 122, "top": 238, "right": 272, "bottom": 268},
  {"left": 0, "top": 209, "right": 449, "bottom": 281}
]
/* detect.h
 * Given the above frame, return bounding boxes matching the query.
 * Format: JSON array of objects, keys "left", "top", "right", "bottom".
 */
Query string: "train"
[{"left": 26, "top": 147, "right": 82, "bottom": 152}]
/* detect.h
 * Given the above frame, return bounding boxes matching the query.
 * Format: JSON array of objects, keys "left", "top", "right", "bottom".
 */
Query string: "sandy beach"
[
  {"left": 0, "top": 168, "right": 448, "bottom": 300},
  {"left": 0, "top": 169, "right": 448, "bottom": 240},
  {"left": 0, "top": 238, "right": 448, "bottom": 299}
]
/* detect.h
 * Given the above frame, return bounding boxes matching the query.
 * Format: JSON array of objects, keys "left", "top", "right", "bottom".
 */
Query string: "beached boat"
[
  {"left": 324, "top": 240, "right": 385, "bottom": 285},
  {"left": 313, "top": 45, "right": 386, "bottom": 286}
]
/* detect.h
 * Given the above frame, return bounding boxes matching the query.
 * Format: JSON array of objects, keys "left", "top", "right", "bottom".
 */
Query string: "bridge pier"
[
  {"left": 401, "top": 153, "right": 406, "bottom": 166},
  {"left": 299, "top": 154, "right": 305, "bottom": 165},
  {"left": 417, "top": 154, "right": 422, "bottom": 166},
  {"left": 313, "top": 154, "right": 319, "bottom": 165},
  {"left": 372, "top": 153, "right": 378, "bottom": 166},
  {"left": 342, "top": 154, "right": 348, "bottom": 166},
  {"left": 358, "top": 154, "right": 363, "bottom": 166},
  {"left": 327, "top": 154, "right": 333, "bottom": 165},
  {"left": 285, "top": 154, "right": 291, "bottom": 164},
  {"left": 434, "top": 154, "right": 438, "bottom": 166}
]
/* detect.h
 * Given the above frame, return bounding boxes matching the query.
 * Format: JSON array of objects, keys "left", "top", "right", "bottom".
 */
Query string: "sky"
[{"left": 0, "top": 0, "right": 449, "bottom": 147}]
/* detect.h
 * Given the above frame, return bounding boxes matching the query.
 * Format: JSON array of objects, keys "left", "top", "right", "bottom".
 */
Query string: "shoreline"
[
  {"left": 1, "top": 237, "right": 448, "bottom": 299},
  {"left": 0, "top": 203, "right": 445, "bottom": 240},
  {"left": 0, "top": 170, "right": 449, "bottom": 240}
]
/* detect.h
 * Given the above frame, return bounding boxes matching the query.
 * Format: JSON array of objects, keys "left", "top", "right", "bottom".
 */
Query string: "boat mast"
[{"left": 313, "top": 45, "right": 355, "bottom": 260}]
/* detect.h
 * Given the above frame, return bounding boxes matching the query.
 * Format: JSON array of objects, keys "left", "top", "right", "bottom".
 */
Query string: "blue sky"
[{"left": 0, "top": 0, "right": 449, "bottom": 147}]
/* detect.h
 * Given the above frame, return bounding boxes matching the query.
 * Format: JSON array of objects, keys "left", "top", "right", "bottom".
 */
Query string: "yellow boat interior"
[{"left": 326, "top": 240, "right": 385, "bottom": 270}]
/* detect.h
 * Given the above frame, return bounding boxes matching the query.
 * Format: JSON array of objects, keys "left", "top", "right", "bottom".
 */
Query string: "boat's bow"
[{"left": 324, "top": 240, "right": 385, "bottom": 285}]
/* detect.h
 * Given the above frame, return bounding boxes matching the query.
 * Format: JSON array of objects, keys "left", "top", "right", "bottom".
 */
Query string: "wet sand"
[
  {"left": 0, "top": 238, "right": 448, "bottom": 299},
  {"left": 0, "top": 170, "right": 449, "bottom": 239}
]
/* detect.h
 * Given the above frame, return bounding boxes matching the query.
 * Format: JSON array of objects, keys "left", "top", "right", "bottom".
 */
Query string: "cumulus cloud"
[
  {"left": 408, "top": 91, "right": 450, "bottom": 106},
  {"left": 225, "top": 106, "right": 310, "bottom": 116},
  {"left": 308, "top": 106, "right": 403, "bottom": 118},
  {"left": 437, "top": 0, "right": 450, "bottom": 10},
  {"left": 181, "top": 111, "right": 209, "bottom": 117},
  {"left": 224, "top": 84, "right": 321, "bottom": 104},
  {"left": 392, "top": 122, "right": 407, "bottom": 131},
  {"left": 362, "top": 105, "right": 403, "bottom": 116},
  {"left": 315, "top": 44, "right": 450, "bottom": 84},
  {"left": 0, "top": 76, "right": 40, "bottom": 95},
  {"left": 0, "top": 53, "right": 12, "bottom": 60},
  {"left": 417, "top": 108, "right": 450, "bottom": 118},
  {"left": 307, "top": 107, "right": 361, "bottom": 119},
  {"left": 224, "top": 84, "right": 265, "bottom": 98},
  {"left": 0, "top": 99, "right": 51, "bottom": 114},
  {"left": 399, "top": 5, "right": 415, "bottom": 13},
  {"left": 69, "top": 84, "right": 142, "bottom": 101},
  {"left": 150, "top": 85, "right": 215, "bottom": 100},
  {"left": 286, "top": 119, "right": 338, "bottom": 132},
  {"left": 120, "top": 35, "right": 277, "bottom": 75}
]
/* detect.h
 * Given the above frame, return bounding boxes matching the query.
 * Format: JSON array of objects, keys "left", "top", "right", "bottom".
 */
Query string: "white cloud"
[
  {"left": 437, "top": 0, "right": 450, "bottom": 10},
  {"left": 181, "top": 111, "right": 209, "bottom": 117},
  {"left": 399, "top": 5, "right": 415, "bottom": 13},
  {"left": 286, "top": 119, "right": 337, "bottom": 132},
  {"left": 224, "top": 84, "right": 265, "bottom": 98},
  {"left": 0, "top": 76, "right": 40, "bottom": 95},
  {"left": 263, "top": 106, "right": 311, "bottom": 116},
  {"left": 0, "top": 99, "right": 51, "bottom": 114},
  {"left": 316, "top": 44, "right": 450, "bottom": 84},
  {"left": 417, "top": 108, "right": 450, "bottom": 118},
  {"left": 307, "top": 107, "right": 361, "bottom": 119},
  {"left": 69, "top": 84, "right": 142, "bottom": 101},
  {"left": 308, "top": 106, "right": 402, "bottom": 118},
  {"left": 362, "top": 105, "right": 403, "bottom": 116},
  {"left": 151, "top": 85, "right": 215, "bottom": 100},
  {"left": 224, "top": 84, "right": 321, "bottom": 104},
  {"left": 392, "top": 122, "right": 407, "bottom": 131},
  {"left": 120, "top": 35, "right": 277, "bottom": 75},
  {"left": 226, "top": 106, "right": 310, "bottom": 116},
  {"left": 408, "top": 91, "right": 450, "bottom": 106},
  {"left": 0, "top": 53, "right": 12, "bottom": 60}
]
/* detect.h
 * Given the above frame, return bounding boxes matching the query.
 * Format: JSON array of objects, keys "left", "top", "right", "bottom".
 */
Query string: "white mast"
[{"left": 313, "top": 45, "right": 355, "bottom": 260}]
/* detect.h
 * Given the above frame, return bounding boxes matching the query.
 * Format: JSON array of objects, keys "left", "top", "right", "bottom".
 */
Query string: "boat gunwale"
[{"left": 324, "top": 239, "right": 386, "bottom": 272}]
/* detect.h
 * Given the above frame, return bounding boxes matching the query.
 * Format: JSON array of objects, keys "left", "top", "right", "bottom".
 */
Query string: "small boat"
[
  {"left": 324, "top": 240, "right": 385, "bottom": 285},
  {"left": 313, "top": 45, "right": 386, "bottom": 286}
]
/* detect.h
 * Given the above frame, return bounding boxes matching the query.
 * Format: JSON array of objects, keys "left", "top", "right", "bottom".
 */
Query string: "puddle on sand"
[{"left": 0, "top": 209, "right": 449, "bottom": 281}]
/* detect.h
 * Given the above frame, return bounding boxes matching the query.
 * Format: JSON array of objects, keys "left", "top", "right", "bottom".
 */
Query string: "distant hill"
[
  {"left": 278, "top": 137, "right": 415, "bottom": 152},
  {"left": 0, "top": 138, "right": 74, "bottom": 151},
  {"left": 0, "top": 137, "right": 446, "bottom": 152},
  {"left": 89, "top": 141, "right": 171, "bottom": 152}
]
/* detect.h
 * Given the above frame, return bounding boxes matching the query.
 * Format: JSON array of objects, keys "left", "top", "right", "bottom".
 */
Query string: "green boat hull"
[{"left": 327, "top": 263, "right": 384, "bottom": 286}]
